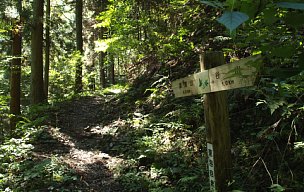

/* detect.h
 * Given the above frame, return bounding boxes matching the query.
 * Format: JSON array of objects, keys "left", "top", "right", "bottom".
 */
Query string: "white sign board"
[
  {"left": 209, "top": 55, "right": 261, "bottom": 92},
  {"left": 172, "top": 55, "right": 262, "bottom": 97},
  {"left": 207, "top": 143, "right": 216, "bottom": 191},
  {"left": 171, "top": 75, "right": 197, "bottom": 98}
]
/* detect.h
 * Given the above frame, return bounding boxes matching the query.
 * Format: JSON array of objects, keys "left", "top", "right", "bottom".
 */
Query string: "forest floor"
[
  {"left": 15, "top": 84, "right": 302, "bottom": 191},
  {"left": 27, "top": 82, "right": 208, "bottom": 192},
  {"left": 33, "top": 95, "right": 129, "bottom": 191},
  {"left": 3, "top": 86, "right": 301, "bottom": 191}
]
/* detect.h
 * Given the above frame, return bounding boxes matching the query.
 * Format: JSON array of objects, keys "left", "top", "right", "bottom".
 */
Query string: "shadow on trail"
[
  {"left": 31, "top": 75, "right": 207, "bottom": 191},
  {"left": 31, "top": 81, "right": 151, "bottom": 191}
]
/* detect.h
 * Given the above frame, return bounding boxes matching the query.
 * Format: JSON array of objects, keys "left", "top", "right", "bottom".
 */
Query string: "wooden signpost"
[
  {"left": 172, "top": 54, "right": 261, "bottom": 97},
  {"left": 172, "top": 52, "right": 262, "bottom": 191}
]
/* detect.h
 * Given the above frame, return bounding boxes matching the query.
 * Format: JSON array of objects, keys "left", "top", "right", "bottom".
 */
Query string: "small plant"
[
  {"left": 269, "top": 184, "right": 285, "bottom": 192},
  {"left": 18, "top": 156, "right": 77, "bottom": 191},
  {"left": 101, "top": 83, "right": 129, "bottom": 95}
]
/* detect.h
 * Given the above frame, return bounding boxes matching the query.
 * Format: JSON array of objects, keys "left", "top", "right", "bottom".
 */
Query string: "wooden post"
[{"left": 200, "top": 51, "right": 232, "bottom": 191}]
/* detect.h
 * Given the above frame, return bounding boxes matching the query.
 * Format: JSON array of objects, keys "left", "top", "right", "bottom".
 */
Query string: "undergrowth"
[
  {"left": 0, "top": 71, "right": 303, "bottom": 191},
  {"left": 0, "top": 105, "right": 77, "bottom": 191}
]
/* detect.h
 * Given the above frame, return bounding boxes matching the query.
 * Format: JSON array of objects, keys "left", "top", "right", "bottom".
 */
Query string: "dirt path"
[{"left": 33, "top": 95, "right": 128, "bottom": 191}]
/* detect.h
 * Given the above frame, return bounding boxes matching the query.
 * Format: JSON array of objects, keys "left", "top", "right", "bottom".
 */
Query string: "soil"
[{"left": 33, "top": 95, "right": 130, "bottom": 191}]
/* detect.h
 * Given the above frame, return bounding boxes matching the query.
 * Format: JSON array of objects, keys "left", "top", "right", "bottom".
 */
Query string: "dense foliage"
[{"left": 0, "top": 0, "right": 303, "bottom": 191}]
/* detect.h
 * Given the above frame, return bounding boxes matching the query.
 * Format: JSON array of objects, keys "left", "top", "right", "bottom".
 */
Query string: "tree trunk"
[
  {"left": 75, "top": 0, "right": 83, "bottom": 93},
  {"left": 31, "top": 0, "right": 45, "bottom": 104},
  {"left": 44, "top": 0, "right": 50, "bottom": 100},
  {"left": 10, "top": 0, "right": 22, "bottom": 130},
  {"left": 109, "top": 54, "right": 115, "bottom": 85},
  {"left": 97, "top": 0, "right": 108, "bottom": 89},
  {"left": 117, "top": 56, "right": 120, "bottom": 77},
  {"left": 88, "top": 55, "right": 96, "bottom": 91},
  {"left": 99, "top": 51, "right": 106, "bottom": 88}
]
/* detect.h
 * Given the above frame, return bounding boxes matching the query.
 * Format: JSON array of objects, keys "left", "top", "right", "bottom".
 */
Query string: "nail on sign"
[{"left": 172, "top": 55, "right": 262, "bottom": 98}]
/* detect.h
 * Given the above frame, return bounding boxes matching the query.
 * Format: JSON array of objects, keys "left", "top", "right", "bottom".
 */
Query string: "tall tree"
[
  {"left": 10, "top": 0, "right": 22, "bottom": 130},
  {"left": 44, "top": 0, "right": 50, "bottom": 100},
  {"left": 98, "top": 0, "right": 108, "bottom": 88},
  {"left": 75, "top": 0, "right": 83, "bottom": 93},
  {"left": 31, "top": 0, "right": 45, "bottom": 104},
  {"left": 99, "top": 50, "right": 106, "bottom": 88},
  {"left": 108, "top": 53, "right": 115, "bottom": 84}
]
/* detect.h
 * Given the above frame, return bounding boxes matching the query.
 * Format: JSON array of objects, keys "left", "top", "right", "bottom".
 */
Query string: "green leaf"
[
  {"left": 284, "top": 13, "right": 304, "bottom": 27},
  {"left": 240, "top": 2, "right": 258, "bottom": 19},
  {"left": 217, "top": 11, "right": 249, "bottom": 32},
  {"left": 269, "top": 184, "right": 285, "bottom": 192},
  {"left": 200, "top": 1, "right": 224, "bottom": 8},
  {"left": 277, "top": 2, "right": 304, "bottom": 10},
  {"left": 263, "top": 7, "right": 278, "bottom": 25},
  {"left": 269, "top": 100, "right": 286, "bottom": 115},
  {"left": 270, "top": 45, "right": 296, "bottom": 58},
  {"left": 274, "top": 68, "right": 302, "bottom": 79},
  {"left": 298, "top": 53, "right": 304, "bottom": 69}
]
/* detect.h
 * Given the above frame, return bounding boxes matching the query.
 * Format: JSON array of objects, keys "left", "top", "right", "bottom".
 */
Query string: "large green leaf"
[
  {"left": 277, "top": 2, "right": 304, "bottom": 10},
  {"left": 240, "top": 2, "right": 259, "bottom": 19},
  {"left": 217, "top": 11, "right": 249, "bottom": 32},
  {"left": 263, "top": 7, "right": 278, "bottom": 25},
  {"left": 284, "top": 13, "right": 304, "bottom": 27},
  {"left": 200, "top": 1, "right": 224, "bottom": 8},
  {"left": 270, "top": 45, "right": 296, "bottom": 58}
]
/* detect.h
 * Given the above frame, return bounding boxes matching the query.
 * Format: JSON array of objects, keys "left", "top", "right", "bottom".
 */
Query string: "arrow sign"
[
  {"left": 209, "top": 54, "right": 262, "bottom": 92},
  {"left": 172, "top": 55, "right": 262, "bottom": 97}
]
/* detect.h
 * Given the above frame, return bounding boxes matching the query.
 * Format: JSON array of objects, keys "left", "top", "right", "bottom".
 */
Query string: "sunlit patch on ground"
[{"left": 43, "top": 124, "right": 125, "bottom": 183}]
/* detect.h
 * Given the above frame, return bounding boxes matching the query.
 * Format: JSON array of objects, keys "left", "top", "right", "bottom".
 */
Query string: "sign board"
[
  {"left": 172, "top": 70, "right": 210, "bottom": 98},
  {"left": 209, "top": 55, "right": 261, "bottom": 92},
  {"left": 207, "top": 143, "right": 216, "bottom": 191},
  {"left": 195, "top": 70, "right": 211, "bottom": 94},
  {"left": 172, "top": 55, "right": 261, "bottom": 97},
  {"left": 171, "top": 75, "right": 197, "bottom": 97}
]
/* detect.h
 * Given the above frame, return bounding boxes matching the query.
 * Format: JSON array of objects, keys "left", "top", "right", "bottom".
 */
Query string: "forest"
[{"left": 0, "top": 0, "right": 304, "bottom": 191}]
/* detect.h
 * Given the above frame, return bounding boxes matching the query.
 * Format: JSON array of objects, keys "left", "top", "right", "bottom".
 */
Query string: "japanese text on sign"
[
  {"left": 172, "top": 70, "right": 210, "bottom": 98},
  {"left": 209, "top": 55, "right": 261, "bottom": 92},
  {"left": 171, "top": 75, "right": 197, "bottom": 97},
  {"left": 171, "top": 55, "right": 262, "bottom": 97},
  {"left": 207, "top": 143, "right": 216, "bottom": 191}
]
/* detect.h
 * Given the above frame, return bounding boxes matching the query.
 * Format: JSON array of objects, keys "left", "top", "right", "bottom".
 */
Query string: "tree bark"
[
  {"left": 10, "top": 0, "right": 22, "bottom": 130},
  {"left": 31, "top": 0, "right": 45, "bottom": 104},
  {"left": 75, "top": 0, "right": 83, "bottom": 93},
  {"left": 109, "top": 54, "right": 115, "bottom": 85},
  {"left": 88, "top": 54, "right": 96, "bottom": 91},
  {"left": 44, "top": 0, "right": 50, "bottom": 100},
  {"left": 99, "top": 51, "right": 106, "bottom": 88},
  {"left": 98, "top": 1, "right": 108, "bottom": 89}
]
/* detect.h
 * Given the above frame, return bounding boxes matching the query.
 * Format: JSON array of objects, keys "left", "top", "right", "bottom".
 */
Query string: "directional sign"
[
  {"left": 172, "top": 70, "right": 210, "bottom": 98},
  {"left": 171, "top": 75, "right": 197, "bottom": 98},
  {"left": 195, "top": 70, "right": 211, "bottom": 94},
  {"left": 209, "top": 54, "right": 261, "bottom": 92},
  {"left": 172, "top": 55, "right": 262, "bottom": 97}
]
